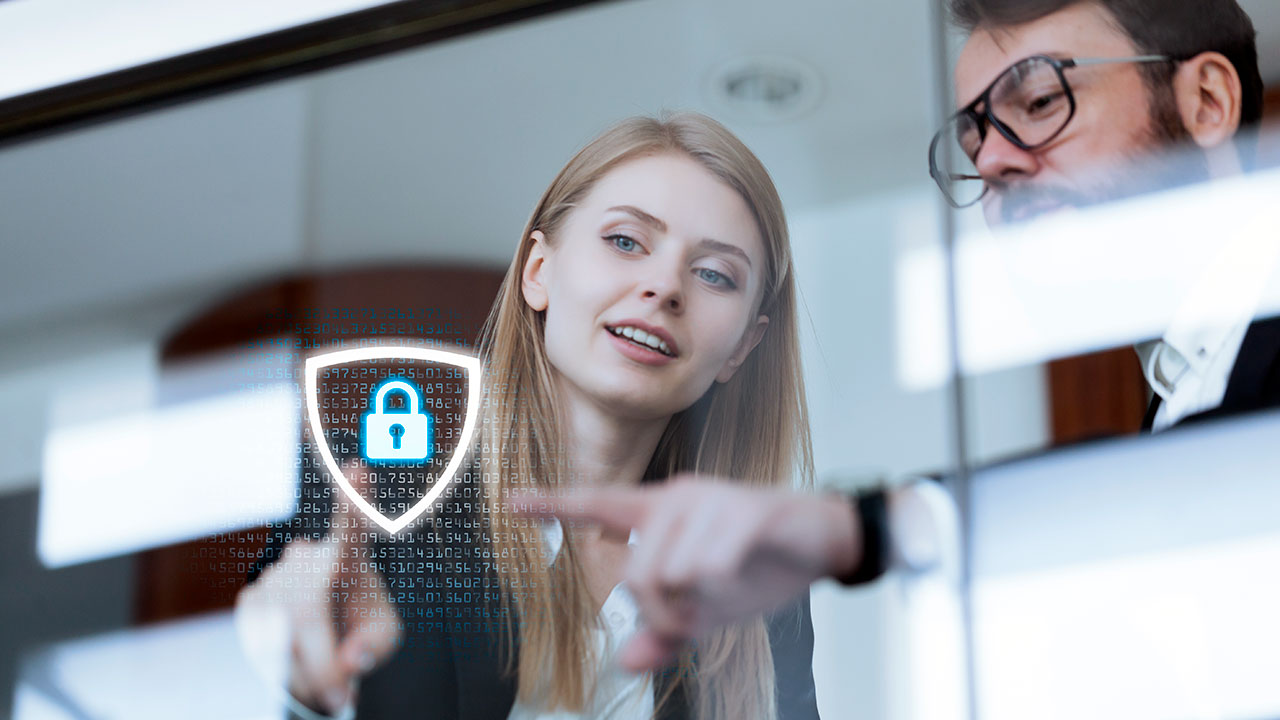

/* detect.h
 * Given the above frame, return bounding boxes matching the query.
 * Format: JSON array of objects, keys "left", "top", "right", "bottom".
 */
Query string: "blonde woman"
[{"left": 240, "top": 113, "right": 819, "bottom": 720}]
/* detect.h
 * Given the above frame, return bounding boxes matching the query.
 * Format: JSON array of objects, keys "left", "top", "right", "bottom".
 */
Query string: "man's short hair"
[{"left": 949, "top": 0, "right": 1264, "bottom": 132}]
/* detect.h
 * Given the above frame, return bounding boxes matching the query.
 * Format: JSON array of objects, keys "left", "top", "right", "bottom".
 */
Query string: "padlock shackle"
[{"left": 374, "top": 379, "right": 421, "bottom": 415}]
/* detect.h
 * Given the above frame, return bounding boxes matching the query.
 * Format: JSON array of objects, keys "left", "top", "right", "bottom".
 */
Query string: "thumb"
[
  {"left": 335, "top": 616, "right": 400, "bottom": 677},
  {"left": 333, "top": 550, "right": 400, "bottom": 677}
]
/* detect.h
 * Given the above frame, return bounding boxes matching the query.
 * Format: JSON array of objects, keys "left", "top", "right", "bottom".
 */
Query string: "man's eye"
[
  {"left": 1026, "top": 91, "right": 1065, "bottom": 115},
  {"left": 696, "top": 267, "right": 736, "bottom": 289},
  {"left": 607, "top": 234, "right": 639, "bottom": 252},
  {"left": 959, "top": 130, "right": 983, "bottom": 161},
  {"left": 957, "top": 112, "right": 987, "bottom": 161}
]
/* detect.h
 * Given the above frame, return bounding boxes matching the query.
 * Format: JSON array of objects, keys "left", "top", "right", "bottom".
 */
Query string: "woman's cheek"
[{"left": 705, "top": 310, "right": 746, "bottom": 362}]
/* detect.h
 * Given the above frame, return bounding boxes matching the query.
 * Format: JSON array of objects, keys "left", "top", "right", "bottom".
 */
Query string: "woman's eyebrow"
[
  {"left": 607, "top": 205, "right": 667, "bottom": 231},
  {"left": 607, "top": 205, "right": 753, "bottom": 268},
  {"left": 698, "top": 238, "right": 752, "bottom": 269}
]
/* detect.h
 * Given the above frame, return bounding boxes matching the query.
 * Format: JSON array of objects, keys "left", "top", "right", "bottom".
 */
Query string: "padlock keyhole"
[{"left": 389, "top": 423, "right": 405, "bottom": 450}]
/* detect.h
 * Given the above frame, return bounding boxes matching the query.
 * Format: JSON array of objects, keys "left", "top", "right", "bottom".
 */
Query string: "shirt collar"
[
  {"left": 1162, "top": 320, "right": 1238, "bottom": 378},
  {"left": 1137, "top": 320, "right": 1240, "bottom": 402},
  {"left": 1142, "top": 229, "right": 1280, "bottom": 396}
]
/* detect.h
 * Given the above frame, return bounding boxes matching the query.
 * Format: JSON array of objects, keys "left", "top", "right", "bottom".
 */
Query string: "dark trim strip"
[{"left": 0, "top": 0, "right": 612, "bottom": 149}]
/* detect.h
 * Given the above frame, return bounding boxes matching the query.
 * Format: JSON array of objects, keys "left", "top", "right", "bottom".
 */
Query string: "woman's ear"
[
  {"left": 716, "top": 314, "right": 769, "bottom": 383},
  {"left": 1173, "top": 51, "right": 1243, "bottom": 151},
  {"left": 521, "top": 231, "right": 550, "bottom": 312}
]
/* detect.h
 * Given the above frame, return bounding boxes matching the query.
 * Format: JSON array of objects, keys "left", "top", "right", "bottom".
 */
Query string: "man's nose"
[{"left": 974, "top": 128, "right": 1039, "bottom": 184}]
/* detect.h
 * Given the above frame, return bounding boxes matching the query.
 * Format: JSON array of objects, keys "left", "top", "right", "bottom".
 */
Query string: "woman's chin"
[
  {"left": 588, "top": 385, "right": 690, "bottom": 422},
  {"left": 554, "top": 363, "right": 706, "bottom": 421}
]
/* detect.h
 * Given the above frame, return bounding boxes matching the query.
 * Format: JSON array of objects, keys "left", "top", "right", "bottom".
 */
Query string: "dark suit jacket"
[
  {"left": 1142, "top": 316, "right": 1280, "bottom": 431},
  {"left": 255, "top": 466, "right": 821, "bottom": 720}
]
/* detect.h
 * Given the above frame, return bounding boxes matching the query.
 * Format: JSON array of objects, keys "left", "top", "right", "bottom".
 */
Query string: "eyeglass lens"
[{"left": 932, "top": 56, "right": 1074, "bottom": 207}]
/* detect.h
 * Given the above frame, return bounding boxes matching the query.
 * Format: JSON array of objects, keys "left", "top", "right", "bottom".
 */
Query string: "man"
[
  {"left": 936, "top": 0, "right": 1272, "bottom": 433},
  {"left": 526, "top": 0, "right": 1271, "bottom": 673}
]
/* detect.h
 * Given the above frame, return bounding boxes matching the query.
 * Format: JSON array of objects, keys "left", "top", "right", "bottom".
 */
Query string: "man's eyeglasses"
[{"left": 928, "top": 54, "right": 1171, "bottom": 208}]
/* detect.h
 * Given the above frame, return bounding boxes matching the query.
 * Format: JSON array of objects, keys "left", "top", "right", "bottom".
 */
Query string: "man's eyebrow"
[
  {"left": 698, "top": 238, "right": 753, "bottom": 269},
  {"left": 965, "top": 49, "right": 1073, "bottom": 104},
  {"left": 606, "top": 205, "right": 667, "bottom": 232}
]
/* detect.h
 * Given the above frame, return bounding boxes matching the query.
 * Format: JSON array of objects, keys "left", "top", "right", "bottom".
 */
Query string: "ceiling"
[
  {"left": 1, "top": 0, "right": 1278, "bottom": 350},
  {"left": 302, "top": 0, "right": 937, "bottom": 267}
]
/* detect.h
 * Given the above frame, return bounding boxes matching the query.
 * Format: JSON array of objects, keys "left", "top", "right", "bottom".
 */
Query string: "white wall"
[{"left": 792, "top": 187, "right": 1049, "bottom": 719}]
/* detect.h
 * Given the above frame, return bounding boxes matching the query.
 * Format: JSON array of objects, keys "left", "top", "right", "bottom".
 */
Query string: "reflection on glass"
[{"left": 971, "top": 409, "right": 1280, "bottom": 720}]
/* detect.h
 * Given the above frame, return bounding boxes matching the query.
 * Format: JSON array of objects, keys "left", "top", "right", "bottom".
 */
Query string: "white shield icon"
[{"left": 304, "top": 346, "right": 481, "bottom": 534}]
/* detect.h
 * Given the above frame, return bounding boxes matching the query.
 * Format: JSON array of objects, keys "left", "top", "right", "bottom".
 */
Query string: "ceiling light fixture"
[{"left": 706, "top": 55, "right": 824, "bottom": 124}]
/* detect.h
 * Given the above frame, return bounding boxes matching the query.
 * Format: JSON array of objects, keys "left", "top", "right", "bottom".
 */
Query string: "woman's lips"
[
  {"left": 607, "top": 318, "right": 680, "bottom": 356},
  {"left": 605, "top": 328, "right": 676, "bottom": 366}
]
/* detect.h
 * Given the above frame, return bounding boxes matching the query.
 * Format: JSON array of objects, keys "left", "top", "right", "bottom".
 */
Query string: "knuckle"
[
  {"left": 658, "top": 563, "right": 688, "bottom": 586},
  {"left": 702, "top": 556, "right": 736, "bottom": 582}
]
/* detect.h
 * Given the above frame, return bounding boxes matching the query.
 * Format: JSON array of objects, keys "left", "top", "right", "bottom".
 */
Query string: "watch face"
[{"left": 889, "top": 480, "right": 956, "bottom": 572}]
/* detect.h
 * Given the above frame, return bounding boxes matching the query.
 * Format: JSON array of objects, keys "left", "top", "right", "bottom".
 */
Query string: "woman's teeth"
[{"left": 609, "top": 325, "right": 674, "bottom": 357}]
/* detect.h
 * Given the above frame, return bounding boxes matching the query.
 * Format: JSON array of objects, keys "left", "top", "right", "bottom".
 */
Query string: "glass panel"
[
  {"left": 941, "top": 2, "right": 1280, "bottom": 718},
  {"left": 0, "top": 1, "right": 954, "bottom": 719}
]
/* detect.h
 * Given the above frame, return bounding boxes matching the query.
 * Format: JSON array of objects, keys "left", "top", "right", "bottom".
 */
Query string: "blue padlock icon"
[{"left": 363, "top": 378, "right": 433, "bottom": 463}]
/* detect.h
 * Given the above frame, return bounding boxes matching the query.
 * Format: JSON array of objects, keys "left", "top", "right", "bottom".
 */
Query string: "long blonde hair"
[{"left": 476, "top": 112, "right": 814, "bottom": 720}]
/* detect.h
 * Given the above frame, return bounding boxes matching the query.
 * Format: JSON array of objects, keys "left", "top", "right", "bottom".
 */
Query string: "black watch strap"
[{"left": 834, "top": 487, "right": 890, "bottom": 586}]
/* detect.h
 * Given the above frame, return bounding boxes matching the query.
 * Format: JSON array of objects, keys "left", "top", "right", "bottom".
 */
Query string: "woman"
[
  {"left": 468, "top": 112, "right": 817, "bottom": 720},
  {"left": 243, "top": 112, "right": 818, "bottom": 720}
]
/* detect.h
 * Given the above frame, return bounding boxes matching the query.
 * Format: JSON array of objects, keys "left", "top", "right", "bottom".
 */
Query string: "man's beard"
[{"left": 994, "top": 87, "right": 1213, "bottom": 225}]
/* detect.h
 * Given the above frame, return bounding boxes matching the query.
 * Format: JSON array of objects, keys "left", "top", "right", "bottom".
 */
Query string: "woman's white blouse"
[{"left": 506, "top": 519, "right": 654, "bottom": 720}]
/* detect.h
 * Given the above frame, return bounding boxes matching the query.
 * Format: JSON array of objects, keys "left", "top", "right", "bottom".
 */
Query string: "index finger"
[{"left": 509, "top": 487, "right": 653, "bottom": 535}]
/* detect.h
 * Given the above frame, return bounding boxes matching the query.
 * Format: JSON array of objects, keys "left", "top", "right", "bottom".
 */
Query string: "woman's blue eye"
[
  {"left": 697, "top": 267, "right": 736, "bottom": 289},
  {"left": 605, "top": 234, "right": 640, "bottom": 253}
]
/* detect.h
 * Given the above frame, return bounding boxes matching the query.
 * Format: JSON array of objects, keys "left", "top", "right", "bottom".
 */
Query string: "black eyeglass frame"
[{"left": 928, "top": 53, "right": 1172, "bottom": 208}]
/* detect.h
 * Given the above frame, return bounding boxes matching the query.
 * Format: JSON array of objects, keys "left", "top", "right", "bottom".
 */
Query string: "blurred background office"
[{"left": 2, "top": 0, "right": 1280, "bottom": 718}]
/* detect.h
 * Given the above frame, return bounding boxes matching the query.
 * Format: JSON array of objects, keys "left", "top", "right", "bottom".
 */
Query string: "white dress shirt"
[
  {"left": 507, "top": 519, "right": 653, "bottom": 720},
  {"left": 1134, "top": 226, "right": 1280, "bottom": 432},
  {"left": 1136, "top": 320, "right": 1249, "bottom": 432}
]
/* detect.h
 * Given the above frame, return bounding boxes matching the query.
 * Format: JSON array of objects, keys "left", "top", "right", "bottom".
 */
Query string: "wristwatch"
[
  {"left": 833, "top": 479, "right": 953, "bottom": 585},
  {"left": 834, "top": 486, "right": 890, "bottom": 586}
]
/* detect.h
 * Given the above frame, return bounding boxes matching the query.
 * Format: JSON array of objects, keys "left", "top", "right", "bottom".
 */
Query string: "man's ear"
[
  {"left": 521, "top": 230, "right": 550, "bottom": 312},
  {"left": 716, "top": 315, "right": 769, "bottom": 384},
  {"left": 1173, "top": 51, "right": 1243, "bottom": 150}
]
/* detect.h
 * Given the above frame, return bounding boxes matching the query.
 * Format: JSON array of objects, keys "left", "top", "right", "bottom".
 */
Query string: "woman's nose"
[{"left": 640, "top": 263, "right": 685, "bottom": 313}]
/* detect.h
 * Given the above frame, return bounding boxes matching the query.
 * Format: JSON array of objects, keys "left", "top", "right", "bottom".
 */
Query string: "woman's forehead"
[{"left": 580, "top": 154, "right": 764, "bottom": 255}]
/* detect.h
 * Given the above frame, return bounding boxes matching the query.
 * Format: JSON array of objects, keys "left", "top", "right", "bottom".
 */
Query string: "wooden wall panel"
[
  {"left": 1261, "top": 85, "right": 1280, "bottom": 164},
  {"left": 1264, "top": 86, "right": 1280, "bottom": 121},
  {"left": 1047, "top": 347, "right": 1149, "bottom": 446}
]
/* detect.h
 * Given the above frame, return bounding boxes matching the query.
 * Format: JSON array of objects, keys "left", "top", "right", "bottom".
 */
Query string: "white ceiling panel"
[
  {"left": 304, "top": 0, "right": 938, "bottom": 266},
  {"left": 0, "top": 0, "right": 398, "bottom": 100},
  {"left": 0, "top": 81, "right": 310, "bottom": 329},
  {"left": 1, "top": 0, "right": 1276, "bottom": 334}
]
